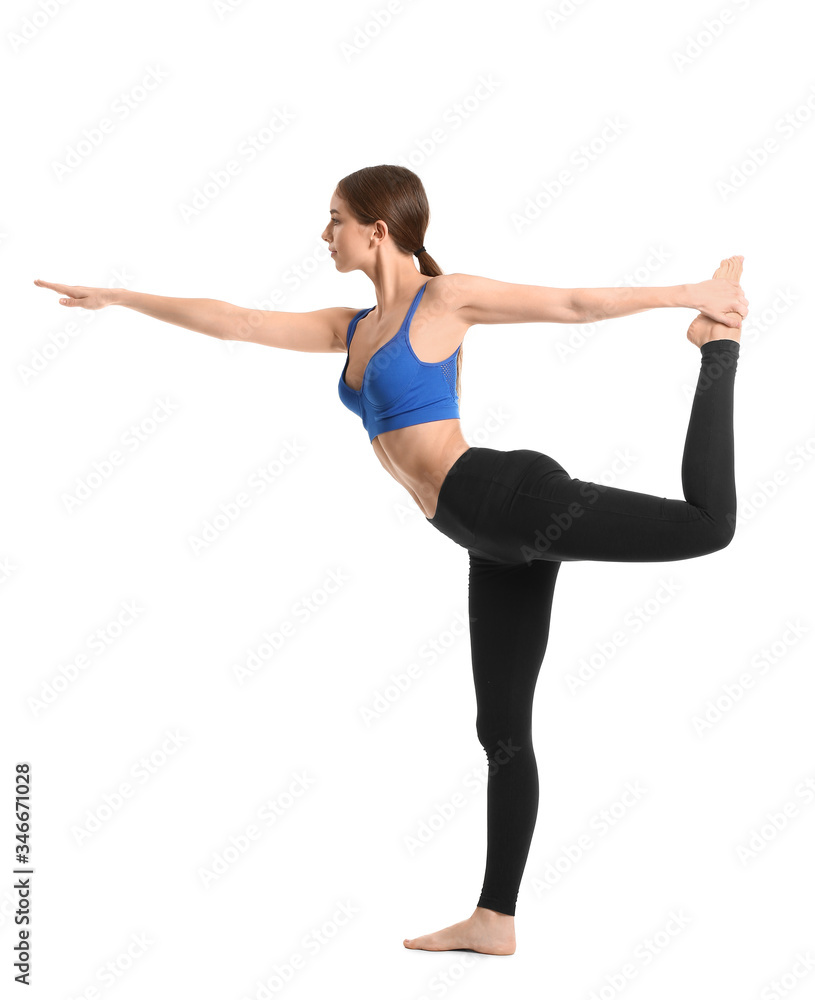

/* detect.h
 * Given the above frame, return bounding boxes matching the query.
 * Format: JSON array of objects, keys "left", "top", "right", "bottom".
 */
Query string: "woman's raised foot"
[{"left": 687, "top": 255, "right": 744, "bottom": 348}]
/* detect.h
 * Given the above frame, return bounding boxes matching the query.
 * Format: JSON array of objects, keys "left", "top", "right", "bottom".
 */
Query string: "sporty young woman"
[{"left": 34, "top": 164, "right": 748, "bottom": 956}]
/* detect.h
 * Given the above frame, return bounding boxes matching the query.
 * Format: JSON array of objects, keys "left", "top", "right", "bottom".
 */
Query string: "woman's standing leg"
[
  {"left": 404, "top": 554, "right": 561, "bottom": 956},
  {"left": 467, "top": 553, "right": 562, "bottom": 916}
]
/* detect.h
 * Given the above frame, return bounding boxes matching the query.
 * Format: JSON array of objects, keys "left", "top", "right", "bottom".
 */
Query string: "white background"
[{"left": 3, "top": 0, "right": 814, "bottom": 996}]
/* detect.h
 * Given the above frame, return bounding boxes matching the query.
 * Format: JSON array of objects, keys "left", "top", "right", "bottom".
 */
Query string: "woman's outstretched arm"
[
  {"left": 445, "top": 272, "right": 748, "bottom": 329},
  {"left": 33, "top": 280, "right": 351, "bottom": 352},
  {"left": 114, "top": 289, "right": 241, "bottom": 340},
  {"left": 34, "top": 280, "right": 241, "bottom": 339},
  {"left": 571, "top": 278, "right": 746, "bottom": 327}
]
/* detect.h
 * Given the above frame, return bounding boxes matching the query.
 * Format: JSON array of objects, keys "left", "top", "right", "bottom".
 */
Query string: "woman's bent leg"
[
  {"left": 478, "top": 339, "right": 741, "bottom": 565},
  {"left": 468, "top": 552, "right": 562, "bottom": 916}
]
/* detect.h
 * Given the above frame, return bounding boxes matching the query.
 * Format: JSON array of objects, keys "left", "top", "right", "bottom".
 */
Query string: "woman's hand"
[
  {"left": 33, "top": 279, "right": 116, "bottom": 311},
  {"left": 688, "top": 278, "right": 749, "bottom": 328}
]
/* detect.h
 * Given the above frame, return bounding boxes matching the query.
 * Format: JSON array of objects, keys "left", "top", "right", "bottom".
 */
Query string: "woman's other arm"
[{"left": 444, "top": 272, "right": 748, "bottom": 329}]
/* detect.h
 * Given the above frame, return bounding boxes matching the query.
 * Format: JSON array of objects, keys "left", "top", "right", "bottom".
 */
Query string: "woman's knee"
[
  {"left": 714, "top": 516, "right": 737, "bottom": 551},
  {"left": 683, "top": 523, "right": 736, "bottom": 561},
  {"left": 476, "top": 733, "right": 531, "bottom": 775},
  {"left": 698, "top": 512, "right": 737, "bottom": 554},
  {"left": 476, "top": 714, "right": 533, "bottom": 764}
]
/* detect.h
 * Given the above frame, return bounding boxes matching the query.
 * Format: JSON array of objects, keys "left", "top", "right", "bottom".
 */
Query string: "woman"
[{"left": 34, "top": 164, "right": 748, "bottom": 956}]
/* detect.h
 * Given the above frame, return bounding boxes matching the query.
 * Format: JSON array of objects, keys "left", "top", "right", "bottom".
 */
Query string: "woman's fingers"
[
  {"left": 34, "top": 279, "right": 110, "bottom": 310},
  {"left": 34, "top": 279, "right": 91, "bottom": 305},
  {"left": 34, "top": 279, "right": 74, "bottom": 295}
]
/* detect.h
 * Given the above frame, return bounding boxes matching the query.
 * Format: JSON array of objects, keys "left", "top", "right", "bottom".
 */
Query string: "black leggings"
[{"left": 425, "top": 339, "right": 739, "bottom": 915}]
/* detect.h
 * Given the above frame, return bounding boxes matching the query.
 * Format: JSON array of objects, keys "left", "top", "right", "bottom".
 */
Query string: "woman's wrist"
[{"left": 675, "top": 283, "right": 694, "bottom": 309}]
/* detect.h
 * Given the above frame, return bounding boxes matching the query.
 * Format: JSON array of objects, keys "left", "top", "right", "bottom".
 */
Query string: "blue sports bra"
[{"left": 338, "top": 280, "right": 461, "bottom": 443}]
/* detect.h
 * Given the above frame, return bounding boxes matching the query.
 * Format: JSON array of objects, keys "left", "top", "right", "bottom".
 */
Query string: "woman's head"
[
  {"left": 322, "top": 164, "right": 462, "bottom": 396},
  {"left": 323, "top": 165, "right": 442, "bottom": 278}
]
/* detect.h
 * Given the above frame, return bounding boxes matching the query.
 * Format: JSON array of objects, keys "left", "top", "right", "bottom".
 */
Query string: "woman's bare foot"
[
  {"left": 403, "top": 906, "right": 516, "bottom": 955},
  {"left": 687, "top": 255, "right": 744, "bottom": 348}
]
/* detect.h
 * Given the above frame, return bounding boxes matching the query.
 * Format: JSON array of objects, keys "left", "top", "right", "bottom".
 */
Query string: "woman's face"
[{"left": 321, "top": 192, "right": 371, "bottom": 271}]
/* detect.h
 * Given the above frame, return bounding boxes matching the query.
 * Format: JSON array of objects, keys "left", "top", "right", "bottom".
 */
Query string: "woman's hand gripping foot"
[{"left": 687, "top": 255, "right": 747, "bottom": 348}]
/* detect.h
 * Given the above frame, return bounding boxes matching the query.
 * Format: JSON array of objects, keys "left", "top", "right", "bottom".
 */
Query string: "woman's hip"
[{"left": 426, "top": 446, "right": 572, "bottom": 562}]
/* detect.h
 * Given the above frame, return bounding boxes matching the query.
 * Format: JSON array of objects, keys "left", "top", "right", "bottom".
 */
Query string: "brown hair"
[{"left": 335, "top": 164, "right": 462, "bottom": 400}]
